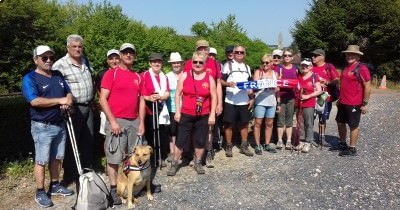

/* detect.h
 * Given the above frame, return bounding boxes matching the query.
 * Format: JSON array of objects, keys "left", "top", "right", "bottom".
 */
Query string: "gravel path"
[{"left": 3, "top": 90, "right": 400, "bottom": 210}]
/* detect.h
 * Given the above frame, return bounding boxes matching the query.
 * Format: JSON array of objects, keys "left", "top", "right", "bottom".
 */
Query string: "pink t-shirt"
[
  {"left": 297, "top": 73, "right": 320, "bottom": 108},
  {"left": 339, "top": 62, "right": 371, "bottom": 105},
  {"left": 101, "top": 66, "right": 141, "bottom": 119},
  {"left": 184, "top": 57, "right": 222, "bottom": 80},
  {"left": 274, "top": 64, "right": 298, "bottom": 99},
  {"left": 181, "top": 72, "right": 212, "bottom": 116},
  {"left": 312, "top": 63, "right": 339, "bottom": 102},
  {"left": 140, "top": 70, "right": 170, "bottom": 115}
]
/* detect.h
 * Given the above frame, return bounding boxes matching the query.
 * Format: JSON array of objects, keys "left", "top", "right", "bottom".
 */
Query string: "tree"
[
  {"left": 0, "top": 0, "right": 68, "bottom": 93},
  {"left": 292, "top": 0, "right": 400, "bottom": 80},
  {"left": 191, "top": 15, "right": 271, "bottom": 70}
]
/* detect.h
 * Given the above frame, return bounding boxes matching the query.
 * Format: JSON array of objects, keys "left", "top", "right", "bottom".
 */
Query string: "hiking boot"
[
  {"left": 276, "top": 140, "right": 283, "bottom": 149},
  {"left": 205, "top": 150, "right": 214, "bottom": 168},
  {"left": 338, "top": 141, "right": 349, "bottom": 151},
  {"left": 167, "top": 161, "right": 178, "bottom": 176},
  {"left": 166, "top": 153, "right": 174, "bottom": 162},
  {"left": 310, "top": 140, "right": 319, "bottom": 147},
  {"left": 339, "top": 147, "right": 358, "bottom": 157},
  {"left": 194, "top": 160, "right": 205, "bottom": 174},
  {"left": 264, "top": 144, "right": 277, "bottom": 153},
  {"left": 110, "top": 188, "right": 122, "bottom": 206},
  {"left": 254, "top": 145, "right": 263, "bottom": 155},
  {"left": 301, "top": 143, "right": 311, "bottom": 153},
  {"left": 50, "top": 183, "right": 74, "bottom": 196},
  {"left": 35, "top": 190, "right": 53, "bottom": 208},
  {"left": 285, "top": 141, "right": 292, "bottom": 150},
  {"left": 240, "top": 142, "right": 254, "bottom": 156},
  {"left": 225, "top": 143, "right": 233, "bottom": 157}
]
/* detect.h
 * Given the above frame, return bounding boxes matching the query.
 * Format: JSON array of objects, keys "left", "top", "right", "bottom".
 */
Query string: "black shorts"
[
  {"left": 335, "top": 103, "right": 361, "bottom": 128},
  {"left": 223, "top": 103, "right": 252, "bottom": 125},
  {"left": 176, "top": 113, "right": 209, "bottom": 149}
]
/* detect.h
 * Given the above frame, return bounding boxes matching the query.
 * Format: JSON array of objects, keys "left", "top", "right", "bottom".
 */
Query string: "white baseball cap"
[
  {"left": 33, "top": 45, "right": 54, "bottom": 56},
  {"left": 120, "top": 43, "right": 136, "bottom": 52},
  {"left": 300, "top": 58, "right": 312, "bottom": 66},
  {"left": 272, "top": 49, "right": 283, "bottom": 57},
  {"left": 209, "top": 47, "right": 217, "bottom": 55},
  {"left": 106, "top": 49, "right": 119, "bottom": 57}
]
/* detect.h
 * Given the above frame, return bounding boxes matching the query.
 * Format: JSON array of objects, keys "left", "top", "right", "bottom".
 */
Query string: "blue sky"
[{"left": 67, "top": 0, "right": 312, "bottom": 47}]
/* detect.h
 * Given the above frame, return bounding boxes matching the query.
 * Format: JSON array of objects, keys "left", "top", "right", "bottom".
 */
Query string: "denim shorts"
[
  {"left": 254, "top": 105, "right": 276, "bottom": 118},
  {"left": 31, "top": 121, "right": 66, "bottom": 165}
]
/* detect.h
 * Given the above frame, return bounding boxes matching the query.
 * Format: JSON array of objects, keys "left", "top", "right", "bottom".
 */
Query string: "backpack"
[
  {"left": 222, "top": 60, "right": 252, "bottom": 81},
  {"left": 74, "top": 169, "right": 113, "bottom": 210},
  {"left": 325, "top": 63, "right": 340, "bottom": 102}
]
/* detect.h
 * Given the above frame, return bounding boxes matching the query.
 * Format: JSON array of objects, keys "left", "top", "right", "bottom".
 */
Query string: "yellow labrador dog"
[{"left": 117, "top": 145, "right": 153, "bottom": 209}]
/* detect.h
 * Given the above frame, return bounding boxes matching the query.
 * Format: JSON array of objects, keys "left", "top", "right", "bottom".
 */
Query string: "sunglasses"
[
  {"left": 192, "top": 60, "right": 204, "bottom": 65},
  {"left": 40, "top": 56, "right": 55, "bottom": 62},
  {"left": 234, "top": 51, "right": 245, "bottom": 55},
  {"left": 283, "top": 54, "right": 292, "bottom": 57},
  {"left": 121, "top": 50, "right": 136, "bottom": 55},
  {"left": 273, "top": 55, "right": 281, "bottom": 59},
  {"left": 262, "top": 61, "right": 270, "bottom": 65}
]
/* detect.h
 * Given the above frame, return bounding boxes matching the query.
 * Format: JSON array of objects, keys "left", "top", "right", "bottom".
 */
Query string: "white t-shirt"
[{"left": 222, "top": 60, "right": 251, "bottom": 105}]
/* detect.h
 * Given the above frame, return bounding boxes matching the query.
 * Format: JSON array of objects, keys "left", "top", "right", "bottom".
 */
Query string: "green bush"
[{"left": 0, "top": 96, "right": 33, "bottom": 161}]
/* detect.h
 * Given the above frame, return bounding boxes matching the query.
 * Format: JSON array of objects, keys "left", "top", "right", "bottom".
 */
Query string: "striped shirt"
[{"left": 52, "top": 54, "right": 94, "bottom": 103}]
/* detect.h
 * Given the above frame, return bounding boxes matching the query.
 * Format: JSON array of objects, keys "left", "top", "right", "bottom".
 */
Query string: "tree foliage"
[
  {"left": 0, "top": 0, "right": 271, "bottom": 93},
  {"left": 292, "top": 0, "right": 400, "bottom": 80}
]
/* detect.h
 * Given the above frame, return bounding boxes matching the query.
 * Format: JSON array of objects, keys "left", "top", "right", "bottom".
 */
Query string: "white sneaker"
[
  {"left": 276, "top": 140, "right": 283, "bottom": 149},
  {"left": 301, "top": 143, "right": 311, "bottom": 153},
  {"left": 285, "top": 141, "right": 292, "bottom": 150}
]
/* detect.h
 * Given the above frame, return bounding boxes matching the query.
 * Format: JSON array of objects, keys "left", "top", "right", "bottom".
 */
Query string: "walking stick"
[
  {"left": 152, "top": 101, "right": 162, "bottom": 170},
  {"left": 293, "top": 88, "right": 303, "bottom": 154},
  {"left": 65, "top": 111, "right": 83, "bottom": 175}
]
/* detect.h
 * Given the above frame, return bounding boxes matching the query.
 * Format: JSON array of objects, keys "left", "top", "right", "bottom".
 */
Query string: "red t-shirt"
[
  {"left": 297, "top": 73, "right": 320, "bottom": 108},
  {"left": 101, "top": 66, "right": 141, "bottom": 119},
  {"left": 181, "top": 72, "right": 212, "bottom": 116},
  {"left": 312, "top": 63, "right": 339, "bottom": 102},
  {"left": 140, "top": 70, "right": 170, "bottom": 115},
  {"left": 339, "top": 62, "right": 371, "bottom": 105},
  {"left": 184, "top": 57, "right": 221, "bottom": 80}
]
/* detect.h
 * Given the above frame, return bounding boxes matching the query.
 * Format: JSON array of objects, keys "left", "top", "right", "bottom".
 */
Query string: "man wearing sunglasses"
[
  {"left": 272, "top": 49, "right": 283, "bottom": 69},
  {"left": 22, "top": 45, "right": 74, "bottom": 207},
  {"left": 311, "top": 49, "right": 339, "bottom": 147},
  {"left": 221, "top": 45, "right": 254, "bottom": 157},
  {"left": 99, "top": 43, "right": 146, "bottom": 205},
  {"left": 52, "top": 34, "right": 95, "bottom": 189}
]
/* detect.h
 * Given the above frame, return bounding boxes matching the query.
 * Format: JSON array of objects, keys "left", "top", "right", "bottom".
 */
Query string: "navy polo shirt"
[{"left": 22, "top": 70, "right": 71, "bottom": 123}]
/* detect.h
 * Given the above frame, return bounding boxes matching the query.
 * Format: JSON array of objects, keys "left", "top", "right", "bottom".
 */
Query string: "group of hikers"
[{"left": 21, "top": 34, "right": 371, "bottom": 208}]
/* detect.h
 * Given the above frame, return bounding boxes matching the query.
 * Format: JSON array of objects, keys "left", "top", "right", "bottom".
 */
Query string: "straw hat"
[{"left": 342, "top": 45, "right": 363, "bottom": 55}]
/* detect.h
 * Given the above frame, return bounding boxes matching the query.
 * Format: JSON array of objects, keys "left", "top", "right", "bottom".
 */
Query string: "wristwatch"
[{"left": 362, "top": 100, "right": 368, "bottom": 106}]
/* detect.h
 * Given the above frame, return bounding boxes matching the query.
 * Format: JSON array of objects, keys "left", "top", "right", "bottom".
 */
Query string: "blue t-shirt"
[{"left": 22, "top": 70, "right": 71, "bottom": 123}]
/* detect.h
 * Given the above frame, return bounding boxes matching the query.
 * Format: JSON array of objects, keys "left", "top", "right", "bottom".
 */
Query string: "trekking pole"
[
  {"left": 293, "top": 88, "right": 303, "bottom": 154},
  {"left": 152, "top": 102, "right": 157, "bottom": 168},
  {"left": 65, "top": 111, "right": 83, "bottom": 175},
  {"left": 155, "top": 101, "right": 162, "bottom": 170}
]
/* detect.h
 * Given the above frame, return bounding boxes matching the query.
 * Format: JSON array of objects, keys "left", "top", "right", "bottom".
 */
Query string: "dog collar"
[{"left": 123, "top": 161, "right": 150, "bottom": 174}]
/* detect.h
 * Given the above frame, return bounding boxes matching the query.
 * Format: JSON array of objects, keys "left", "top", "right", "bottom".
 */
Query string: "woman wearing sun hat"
[
  {"left": 336, "top": 45, "right": 371, "bottom": 157},
  {"left": 166, "top": 52, "right": 183, "bottom": 162}
]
